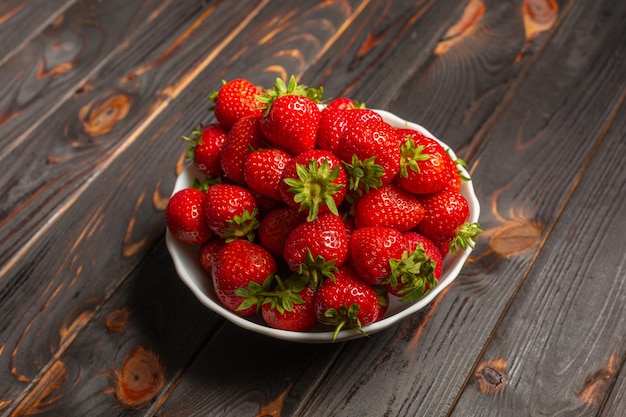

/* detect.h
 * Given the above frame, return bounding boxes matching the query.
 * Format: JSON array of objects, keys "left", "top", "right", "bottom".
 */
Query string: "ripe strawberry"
[
  {"left": 243, "top": 148, "right": 292, "bottom": 201},
  {"left": 385, "top": 232, "right": 442, "bottom": 302},
  {"left": 323, "top": 97, "right": 362, "bottom": 112},
  {"left": 182, "top": 123, "right": 228, "bottom": 177},
  {"left": 212, "top": 239, "right": 277, "bottom": 316},
  {"left": 258, "top": 206, "right": 306, "bottom": 257},
  {"left": 210, "top": 78, "right": 263, "bottom": 129},
  {"left": 416, "top": 189, "right": 482, "bottom": 255},
  {"left": 261, "top": 276, "right": 317, "bottom": 332},
  {"left": 283, "top": 213, "right": 349, "bottom": 288},
  {"left": 166, "top": 188, "right": 212, "bottom": 245},
  {"left": 279, "top": 149, "right": 348, "bottom": 221},
  {"left": 338, "top": 117, "right": 402, "bottom": 193},
  {"left": 199, "top": 237, "right": 225, "bottom": 276},
  {"left": 314, "top": 265, "right": 381, "bottom": 340},
  {"left": 348, "top": 226, "right": 409, "bottom": 286},
  {"left": 204, "top": 184, "right": 259, "bottom": 241},
  {"left": 220, "top": 115, "right": 266, "bottom": 184},
  {"left": 258, "top": 76, "right": 323, "bottom": 155},
  {"left": 396, "top": 129, "right": 456, "bottom": 195},
  {"left": 354, "top": 183, "right": 425, "bottom": 231}
]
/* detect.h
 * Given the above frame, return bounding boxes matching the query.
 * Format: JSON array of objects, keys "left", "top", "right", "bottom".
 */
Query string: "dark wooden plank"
[
  {"left": 450, "top": 92, "right": 626, "bottom": 414},
  {"left": 0, "top": 0, "right": 366, "bottom": 413},
  {"left": 0, "top": 0, "right": 74, "bottom": 64},
  {"left": 290, "top": 0, "right": 626, "bottom": 415},
  {"left": 0, "top": 0, "right": 267, "bottom": 408}
]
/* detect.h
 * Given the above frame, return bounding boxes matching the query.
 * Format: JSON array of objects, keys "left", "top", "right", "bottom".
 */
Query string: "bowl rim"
[{"left": 166, "top": 109, "right": 480, "bottom": 343}]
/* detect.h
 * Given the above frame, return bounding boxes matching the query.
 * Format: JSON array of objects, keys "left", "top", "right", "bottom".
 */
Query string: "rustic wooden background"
[{"left": 1, "top": 0, "right": 625, "bottom": 415}]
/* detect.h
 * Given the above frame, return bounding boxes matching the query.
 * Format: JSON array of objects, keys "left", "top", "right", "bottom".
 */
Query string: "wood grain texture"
[
  {"left": 0, "top": 0, "right": 75, "bottom": 65},
  {"left": 451, "top": 89, "right": 626, "bottom": 415}
]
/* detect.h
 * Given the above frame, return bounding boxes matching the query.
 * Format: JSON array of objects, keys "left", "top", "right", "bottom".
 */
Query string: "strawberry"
[
  {"left": 338, "top": 117, "right": 402, "bottom": 193},
  {"left": 166, "top": 188, "right": 212, "bottom": 245},
  {"left": 353, "top": 183, "right": 425, "bottom": 231},
  {"left": 314, "top": 265, "right": 381, "bottom": 340},
  {"left": 283, "top": 212, "right": 349, "bottom": 288},
  {"left": 258, "top": 76, "right": 323, "bottom": 155},
  {"left": 261, "top": 276, "right": 317, "bottom": 332},
  {"left": 210, "top": 78, "right": 263, "bottom": 129},
  {"left": 212, "top": 239, "right": 277, "bottom": 316},
  {"left": 279, "top": 149, "right": 348, "bottom": 221},
  {"left": 258, "top": 206, "right": 307, "bottom": 257},
  {"left": 396, "top": 129, "right": 456, "bottom": 195},
  {"left": 243, "top": 148, "right": 292, "bottom": 201},
  {"left": 199, "top": 237, "right": 225, "bottom": 276},
  {"left": 323, "top": 97, "right": 362, "bottom": 112},
  {"left": 219, "top": 115, "right": 266, "bottom": 184},
  {"left": 182, "top": 123, "right": 228, "bottom": 177},
  {"left": 385, "top": 232, "right": 442, "bottom": 302},
  {"left": 204, "top": 184, "right": 259, "bottom": 241},
  {"left": 416, "top": 189, "right": 482, "bottom": 255},
  {"left": 348, "top": 226, "right": 409, "bottom": 286}
]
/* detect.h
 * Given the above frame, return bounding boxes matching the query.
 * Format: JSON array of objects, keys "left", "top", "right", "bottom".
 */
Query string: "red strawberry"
[
  {"left": 204, "top": 184, "right": 259, "bottom": 241},
  {"left": 166, "top": 188, "right": 212, "bottom": 245},
  {"left": 396, "top": 129, "right": 456, "bottom": 195},
  {"left": 279, "top": 149, "right": 348, "bottom": 221},
  {"left": 261, "top": 276, "right": 317, "bottom": 332},
  {"left": 323, "top": 97, "right": 362, "bottom": 112},
  {"left": 219, "top": 115, "right": 266, "bottom": 183},
  {"left": 338, "top": 117, "right": 402, "bottom": 193},
  {"left": 258, "top": 206, "right": 307, "bottom": 257},
  {"left": 210, "top": 78, "right": 263, "bottom": 129},
  {"left": 212, "top": 240, "right": 277, "bottom": 316},
  {"left": 385, "top": 232, "right": 442, "bottom": 301},
  {"left": 348, "top": 226, "right": 409, "bottom": 286},
  {"left": 416, "top": 190, "right": 482, "bottom": 255},
  {"left": 314, "top": 265, "right": 381, "bottom": 340},
  {"left": 199, "top": 237, "right": 225, "bottom": 276},
  {"left": 258, "top": 76, "right": 323, "bottom": 155},
  {"left": 283, "top": 212, "right": 349, "bottom": 288},
  {"left": 182, "top": 123, "right": 228, "bottom": 177},
  {"left": 243, "top": 148, "right": 292, "bottom": 201},
  {"left": 353, "top": 183, "right": 425, "bottom": 231}
]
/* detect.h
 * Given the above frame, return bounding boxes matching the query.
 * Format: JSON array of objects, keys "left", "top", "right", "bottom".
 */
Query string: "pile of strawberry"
[{"left": 166, "top": 76, "right": 481, "bottom": 339}]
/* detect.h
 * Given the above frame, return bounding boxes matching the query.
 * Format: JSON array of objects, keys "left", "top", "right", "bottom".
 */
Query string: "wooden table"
[{"left": 1, "top": 0, "right": 625, "bottom": 415}]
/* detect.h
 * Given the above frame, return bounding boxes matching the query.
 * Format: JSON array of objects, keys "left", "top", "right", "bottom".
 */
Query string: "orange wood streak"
[
  {"left": 489, "top": 221, "right": 542, "bottom": 258},
  {"left": 523, "top": 0, "right": 558, "bottom": 41},
  {"left": 0, "top": 400, "right": 11, "bottom": 411},
  {"left": 125, "top": 3, "right": 219, "bottom": 81},
  {"left": 435, "top": 0, "right": 485, "bottom": 56},
  {"left": 122, "top": 190, "right": 149, "bottom": 257},
  {"left": 9, "top": 360, "right": 67, "bottom": 416},
  {"left": 577, "top": 355, "right": 620, "bottom": 406},
  {"left": 59, "top": 310, "right": 95, "bottom": 347},
  {"left": 474, "top": 357, "right": 507, "bottom": 394},
  {"left": 36, "top": 59, "right": 74, "bottom": 79},
  {"left": 153, "top": 178, "right": 170, "bottom": 211},
  {"left": 80, "top": 93, "right": 132, "bottom": 137},
  {"left": 106, "top": 308, "right": 131, "bottom": 332},
  {"left": 256, "top": 384, "right": 293, "bottom": 417},
  {"left": 0, "top": 4, "right": 25, "bottom": 25},
  {"left": 114, "top": 347, "right": 164, "bottom": 407}
]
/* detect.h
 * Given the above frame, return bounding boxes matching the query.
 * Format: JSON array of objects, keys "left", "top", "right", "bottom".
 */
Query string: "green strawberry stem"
[
  {"left": 342, "top": 155, "right": 384, "bottom": 196},
  {"left": 223, "top": 209, "right": 260, "bottom": 243},
  {"left": 297, "top": 250, "right": 337, "bottom": 290},
  {"left": 399, "top": 137, "right": 430, "bottom": 178},
  {"left": 387, "top": 244, "right": 439, "bottom": 303},
  {"left": 181, "top": 123, "right": 205, "bottom": 159},
  {"left": 234, "top": 274, "right": 275, "bottom": 313},
  {"left": 235, "top": 274, "right": 308, "bottom": 314},
  {"left": 284, "top": 159, "right": 343, "bottom": 222},
  {"left": 449, "top": 221, "right": 483, "bottom": 255},
  {"left": 256, "top": 75, "right": 324, "bottom": 113},
  {"left": 322, "top": 303, "right": 366, "bottom": 341}
]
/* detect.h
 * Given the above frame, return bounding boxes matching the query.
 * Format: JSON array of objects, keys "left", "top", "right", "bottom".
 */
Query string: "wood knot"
[
  {"left": 523, "top": 0, "right": 558, "bottom": 40},
  {"left": 115, "top": 347, "right": 164, "bottom": 407},
  {"left": 80, "top": 93, "right": 131, "bottom": 137},
  {"left": 490, "top": 221, "right": 542, "bottom": 258},
  {"left": 106, "top": 308, "right": 130, "bottom": 332},
  {"left": 475, "top": 358, "right": 507, "bottom": 394}
]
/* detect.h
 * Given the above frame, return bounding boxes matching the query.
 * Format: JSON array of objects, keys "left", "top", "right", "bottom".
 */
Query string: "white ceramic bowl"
[{"left": 166, "top": 109, "right": 480, "bottom": 343}]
